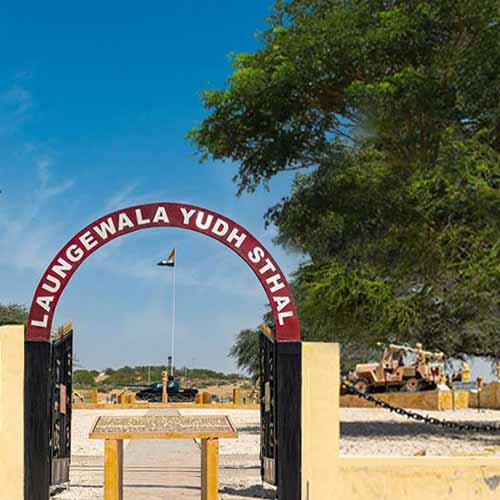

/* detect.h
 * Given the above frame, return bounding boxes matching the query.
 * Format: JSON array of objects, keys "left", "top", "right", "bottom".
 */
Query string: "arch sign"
[{"left": 27, "top": 202, "right": 301, "bottom": 343}]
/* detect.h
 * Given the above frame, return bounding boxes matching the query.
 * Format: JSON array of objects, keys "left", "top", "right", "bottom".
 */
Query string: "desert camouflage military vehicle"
[{"left": 348, "top": 343, "right": 445, "bottom": 393}]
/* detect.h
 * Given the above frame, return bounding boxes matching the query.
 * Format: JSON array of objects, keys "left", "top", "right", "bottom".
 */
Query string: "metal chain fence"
[{"left": 342, "top": 382, "right": 500, "bottom": 434}]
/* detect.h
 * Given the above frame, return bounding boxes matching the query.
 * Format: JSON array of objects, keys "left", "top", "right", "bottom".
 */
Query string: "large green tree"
[
  {"left": 0, "top": 303, "right": 28, "bottom": 326},
  {"left": 190, "top": 0, "right": 500, "bottom": 365},
  {"left": 229, "top": 328, "right": 261, "bottom": 381},
  {"left": 190, "top": 0, "right": 500, "bottom": 192}
]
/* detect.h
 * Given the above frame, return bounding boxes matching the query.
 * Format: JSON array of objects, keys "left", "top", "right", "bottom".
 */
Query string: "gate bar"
[{"left": 24, "top": 340, "right": 51, "bottom": 500}]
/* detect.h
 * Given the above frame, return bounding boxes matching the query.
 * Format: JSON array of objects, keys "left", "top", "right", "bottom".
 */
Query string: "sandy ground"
[
  {"left": 53, "top": 406, "right": 500, "bottom": 499},
  {"left": 340, "top": 407, "right": 500, "bottom": 457}
]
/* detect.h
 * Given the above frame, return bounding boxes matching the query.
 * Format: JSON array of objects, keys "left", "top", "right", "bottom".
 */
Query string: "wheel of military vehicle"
[
  {"left": 353, "top": 377, "right": 371, "bottom": 393},
  {"left": 404, "top": 377, "right": 421, "bottom": 392}
]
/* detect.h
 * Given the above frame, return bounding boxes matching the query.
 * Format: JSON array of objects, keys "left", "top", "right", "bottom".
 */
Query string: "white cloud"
[
  {"left": 3, "top": 85, "right": 32, "bottom": 115},
  {"left": 0, "top": 158, "right": 75, "bottom": 271},
  {"left": 34, "top": 158, "right": 75, "bottom": 206},
  {"left": 103, "top": 182, "right": 141, "bottom": 212},
  {"left": 0, "top": 80, "right": 34, "bottom": 136}
]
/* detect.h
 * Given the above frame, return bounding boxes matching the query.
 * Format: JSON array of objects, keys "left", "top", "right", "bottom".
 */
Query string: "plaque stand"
[
  {"left": 201, "top": 438, "right": 219, "bottom": 499},
  {"left": 104, "top": 440, "right": 123, "bottom": 500},
  {"left": 90, "top": 415, "right": 237, "bottom": 500}
]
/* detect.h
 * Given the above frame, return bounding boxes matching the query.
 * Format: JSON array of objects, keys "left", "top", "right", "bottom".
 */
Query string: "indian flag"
[{"left": 157, "top": 248, "right": 175, "bottom": 267}]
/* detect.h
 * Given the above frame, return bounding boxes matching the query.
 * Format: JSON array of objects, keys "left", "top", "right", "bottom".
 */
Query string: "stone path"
[{"left": 121, "top": 409, "right": 201, "bottom": 499}]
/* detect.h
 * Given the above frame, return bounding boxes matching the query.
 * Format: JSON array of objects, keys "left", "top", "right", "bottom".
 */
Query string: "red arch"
[{"left": 26, "top": 202, "right": 301, "bottom": 342}]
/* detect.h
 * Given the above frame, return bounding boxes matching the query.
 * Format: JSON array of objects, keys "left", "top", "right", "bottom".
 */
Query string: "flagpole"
[{"left": 170, "top": 254, "right": 176, "bottom": 377}]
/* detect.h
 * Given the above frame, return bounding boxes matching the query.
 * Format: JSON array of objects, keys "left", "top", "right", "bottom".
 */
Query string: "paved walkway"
[{"left": 121, "top": 409, "right": 202, "bottom": 499}]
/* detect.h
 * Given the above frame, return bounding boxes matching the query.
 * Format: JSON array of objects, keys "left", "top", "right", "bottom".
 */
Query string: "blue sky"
[{"left": 0, "top": 1, "right": 305, "bottom": 373}]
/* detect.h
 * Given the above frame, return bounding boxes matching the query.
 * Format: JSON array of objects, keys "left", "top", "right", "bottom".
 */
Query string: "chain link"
[{"left": 342, "top": 381, "right": 500, "bottom": 433}]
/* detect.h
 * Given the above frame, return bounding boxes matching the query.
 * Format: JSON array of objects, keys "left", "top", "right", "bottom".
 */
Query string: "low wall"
[
  {"left": 0, "top": 325, "right": 24, "bottom": 500},
  {"left": 469, "top": 382, "right": 500, "bottom": 409},
  {"left": 335, "top": 457, "right": 500, "bottom": 499},
  {"left": 340, "top": 389, "right": 469, "bottom": 411}
]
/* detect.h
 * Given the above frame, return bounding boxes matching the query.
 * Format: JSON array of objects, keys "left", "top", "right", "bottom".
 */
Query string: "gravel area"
[
  {"left": 53, "top": 406, "right": 500, "bottom": 499},
  {"left": 340, "top": 407, "right": 500, "bottom": 457}
]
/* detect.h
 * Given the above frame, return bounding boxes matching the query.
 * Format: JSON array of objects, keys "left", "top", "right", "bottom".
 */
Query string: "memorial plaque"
[{"left": 89, "top": 415, "right": 237, "bottom": 440}]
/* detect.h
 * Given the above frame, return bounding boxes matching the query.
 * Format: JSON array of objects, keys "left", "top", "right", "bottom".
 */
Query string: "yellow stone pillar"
[
  {"left": 196, "top": 393, "right": 203, "bottom": 404},
  {"left": 202, "top": 391, "right": 212, "bottom": 404},
  {"left": 104, "top": 439, "right": 123, "bottom": 500},
  {"left": 233, "top": 388, "right": 241, "bottom": 405},
  {"left": 92, "top": 387, "right": 98, "bottom": 404},
  {"left": 462, "top": 362, "right": 470, "bottom": 382},
  {"left": 201, "top": 438, "right": 219, "bottom": 500},
  {"left": 0, "top": 325, "right": 24, "bottom": 500},
  {"left": 118, "top": 391, "right": 128, "bottom": 405},
  {"left": 301, "top": 342, "right": 340, "bottom": 499},
  {"left": 162, "top": 370, "right": 168, "bottom": 403}
]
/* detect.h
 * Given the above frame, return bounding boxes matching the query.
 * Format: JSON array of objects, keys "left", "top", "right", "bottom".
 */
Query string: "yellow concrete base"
[
  {"left": 469, "top": 382, "right": 500, "bottom": 409},
  {"left": 341, "top": 389, "right": 469, "bottom": 411},
  {"left": 336, "top": 457, "right": 500, "bottom": 499},
  {"left": 0, "top": 325, "right": 24, "bottom": 500}
]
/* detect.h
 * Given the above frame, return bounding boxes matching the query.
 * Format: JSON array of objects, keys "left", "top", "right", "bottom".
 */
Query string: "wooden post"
[
  {"left": 201, "top": 438, "right": 219, "bottom": 500},
  {"left": 104, "top": 439, "right": 123, "bottom": 500}
]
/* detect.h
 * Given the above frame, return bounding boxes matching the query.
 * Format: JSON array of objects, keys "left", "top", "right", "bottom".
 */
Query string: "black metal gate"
[
  {"left": 260, "top": 330, "right": 277, "bottom": 485},
  {"left": 49, "top": 324, "right": 73, "bottom": 486}
]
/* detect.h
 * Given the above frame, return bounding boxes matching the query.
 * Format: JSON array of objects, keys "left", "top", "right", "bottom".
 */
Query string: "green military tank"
[{"left": 135, "top": 376, "right": 199, "bottom": 403}]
